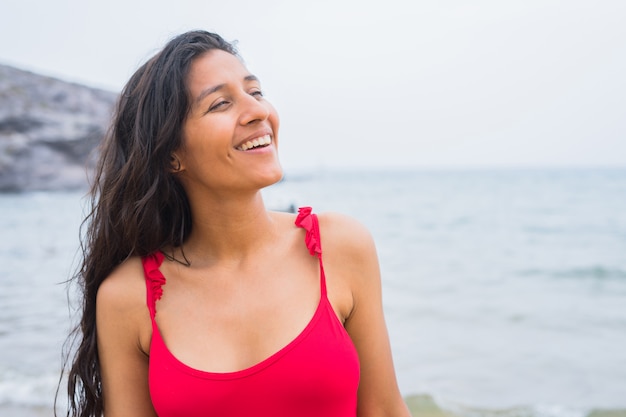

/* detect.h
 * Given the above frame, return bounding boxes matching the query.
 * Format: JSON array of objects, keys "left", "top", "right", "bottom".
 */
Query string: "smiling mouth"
[{"left": 236, "top": 134, "right": 272, "bottom": 151}]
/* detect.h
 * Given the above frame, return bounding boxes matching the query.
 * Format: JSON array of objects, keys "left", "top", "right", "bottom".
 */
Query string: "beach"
[{"left": 2, "top": 168, "right": 626, "bottom": 415}]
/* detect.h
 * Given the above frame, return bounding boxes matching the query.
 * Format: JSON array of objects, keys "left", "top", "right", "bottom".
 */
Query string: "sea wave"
[
  {"left": 517, "top": 266, "right": 626, "bottom": 281},
  {"left": 408, "top": 395, "right": 626, "bottom": 417},
  {"left": 0, "top": 371, "right": 59, "bottom": 407}
]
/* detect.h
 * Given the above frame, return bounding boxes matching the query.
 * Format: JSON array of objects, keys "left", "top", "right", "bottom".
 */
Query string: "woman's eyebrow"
[
  {"left": 244, "top": 74, "right": 259, "bottom": 83},
  {"left": 195, "top": 75, "right": 260, "bottom": 105},
  {"left": 195, "top": 83, "right": 225, "bottom": 105}
]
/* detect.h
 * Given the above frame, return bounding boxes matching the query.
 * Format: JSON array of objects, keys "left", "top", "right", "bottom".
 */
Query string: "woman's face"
[{"left": 175, "top": 49, "right": 282, "bottom": 196}]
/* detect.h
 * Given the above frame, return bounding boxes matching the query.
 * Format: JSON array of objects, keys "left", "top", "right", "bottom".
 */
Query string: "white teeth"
[{"left": 237, "top": 135, "right": 272, "bottom": 151}]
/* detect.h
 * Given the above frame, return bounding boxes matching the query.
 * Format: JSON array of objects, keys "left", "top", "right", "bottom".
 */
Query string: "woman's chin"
[{"left": 260, "top": 165, "right": 284, "bottom": 188}]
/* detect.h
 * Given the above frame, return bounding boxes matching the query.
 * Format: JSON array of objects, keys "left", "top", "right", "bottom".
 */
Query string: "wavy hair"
[{"left": 59, "top": 30, "right": 238, "bottom": 417}]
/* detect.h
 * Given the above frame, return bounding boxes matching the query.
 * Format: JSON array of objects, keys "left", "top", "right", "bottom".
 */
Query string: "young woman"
[{"left": 64, "top": 30, "right": 411, "bottom": 417}]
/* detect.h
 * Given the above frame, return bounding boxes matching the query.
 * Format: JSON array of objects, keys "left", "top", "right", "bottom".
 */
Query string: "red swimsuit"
[{"left": 142, "top": 207, "right": 360, "bottom": 416}]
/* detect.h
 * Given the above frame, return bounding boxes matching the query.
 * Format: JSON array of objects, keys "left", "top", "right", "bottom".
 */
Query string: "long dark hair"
[{"left": 59, "top": 30, "right": 237, "bottom": 417}]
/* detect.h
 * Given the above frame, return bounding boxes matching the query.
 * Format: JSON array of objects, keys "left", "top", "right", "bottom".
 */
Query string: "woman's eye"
[
  {"left": 251, "top": 90, "right": 264, "bottom": 98},
  {"left": 208, "top": 100, "right": 229, "bottom": 112}
]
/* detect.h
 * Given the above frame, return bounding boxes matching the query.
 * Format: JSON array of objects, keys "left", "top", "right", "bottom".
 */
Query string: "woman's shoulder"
[
  {"left": 96, "top": 256, "right": 148, "bottom": 316},
  {"left": 315, "top": 212, "right": 381, "bottom": 317},
  {"left": 271, "top": 208, "right": 377, "bottom": 260},
  {"left": 96, "top": 256, "right": 154, "bottom": 358},
  {"left": 316, "top": 211, "right": 376, "bottom": 257}
]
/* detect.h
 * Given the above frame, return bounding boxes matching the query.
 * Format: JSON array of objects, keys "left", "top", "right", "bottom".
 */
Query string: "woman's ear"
[{"left": 169, "top": 153, "right": 184, "bottom": 173}]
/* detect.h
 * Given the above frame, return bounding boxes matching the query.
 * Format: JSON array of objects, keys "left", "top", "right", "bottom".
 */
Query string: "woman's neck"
[{"left": 176, "top": 190, "right": 279, "bottom": 266}]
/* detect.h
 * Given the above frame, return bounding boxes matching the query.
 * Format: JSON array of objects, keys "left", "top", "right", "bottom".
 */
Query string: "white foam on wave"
[
  {"left": 531, "top": 405, "right": 590, "bottom": 417},
  {"left": 0, "top": 370, "right": 60, "bottom": 407},
  {"left": 439, "top": 399, "right": 590, "bottom": 417}
]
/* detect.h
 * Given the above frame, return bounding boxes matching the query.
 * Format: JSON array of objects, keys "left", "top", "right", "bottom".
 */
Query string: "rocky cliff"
[{"left": 0, "top": 64, "right": 117, "bottom": 191}]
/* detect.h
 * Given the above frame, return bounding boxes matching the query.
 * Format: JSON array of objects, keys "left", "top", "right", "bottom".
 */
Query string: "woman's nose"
[{"left": 239, "top": 93, "right": 270, "bottom": 125}]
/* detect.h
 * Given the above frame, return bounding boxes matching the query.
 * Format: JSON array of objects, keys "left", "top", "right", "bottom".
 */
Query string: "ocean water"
[{"left": 1, "top": 168, "right": 625, "bottom": 415}]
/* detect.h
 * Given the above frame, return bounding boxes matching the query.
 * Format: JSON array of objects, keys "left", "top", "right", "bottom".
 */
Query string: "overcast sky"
[{"left": 1, "top": 0, "right": 625, "bottom": 172}]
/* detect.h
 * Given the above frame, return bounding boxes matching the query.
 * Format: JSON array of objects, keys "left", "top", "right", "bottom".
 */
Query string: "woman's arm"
[
  {"left": 319, "top": 213, "right": 412, "bottom": 417},
  {"left": 96, "top": 258, "right": 158, "bottom": 417}
]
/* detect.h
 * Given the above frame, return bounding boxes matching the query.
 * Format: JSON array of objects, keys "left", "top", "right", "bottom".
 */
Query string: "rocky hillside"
[{"left": 0, "top": 64, "right": 117, "bottom": 191}]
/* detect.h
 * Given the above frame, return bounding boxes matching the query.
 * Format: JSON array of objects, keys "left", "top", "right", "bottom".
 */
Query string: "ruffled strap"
[
  {"left": 295, "top": 206, "right": 322, "bottom": 258},
  {"left": 141, "top": 251, "right": 166, "bottom": 320},
  {"left": 295, "top": 207, "right": 327, "bottom": 296}
]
